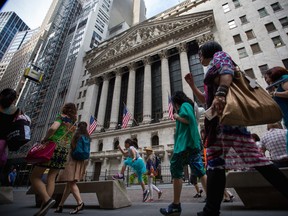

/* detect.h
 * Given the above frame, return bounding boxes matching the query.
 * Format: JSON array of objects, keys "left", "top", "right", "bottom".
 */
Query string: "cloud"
[{"left": 144, "top": 0, "right": 182, "bottom": 18}]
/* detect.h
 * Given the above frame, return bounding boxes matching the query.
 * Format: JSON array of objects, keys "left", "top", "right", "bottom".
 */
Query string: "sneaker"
[
  {"left": 193, "top": 193, "right": 202, "bottom": 198},
  {"left": 158, "top": 191, "right": 163, "bottom": 199},
  {"left": 112, "top": 173, "right": 124, "bottom": 180},
  {"left": 160, "top": 203, "right": 182, "bottom": 216},
  {"left": 143, "top": 189, "right": 150, "bottom": 202},
  {"left": 36, "top": 198, "right": 56, "bottom": 216}
]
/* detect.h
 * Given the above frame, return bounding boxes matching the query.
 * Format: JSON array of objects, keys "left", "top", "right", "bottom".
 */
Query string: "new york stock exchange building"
[{"left": 83, "top": 6, "right": 214, "bottom": 183}]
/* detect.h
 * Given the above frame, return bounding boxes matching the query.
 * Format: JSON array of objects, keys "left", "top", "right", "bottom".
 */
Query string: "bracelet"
[{"left": 215, "top": 85, "right": 229, "bottom": 97}]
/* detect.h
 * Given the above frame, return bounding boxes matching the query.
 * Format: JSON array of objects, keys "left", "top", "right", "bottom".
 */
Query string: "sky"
[{"left": 1, "top": 0, "right": 184, "bottom": 29}]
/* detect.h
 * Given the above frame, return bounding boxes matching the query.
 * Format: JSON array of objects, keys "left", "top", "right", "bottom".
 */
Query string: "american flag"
[
  {"left": 122, "top": 105, "right": 132, "bottom": 128},
  {"left": 88, "top": 115, "right": 97, "bottom": 135},
  {"left": 168, "top": 95, "right": 174, "bottom": 120}
]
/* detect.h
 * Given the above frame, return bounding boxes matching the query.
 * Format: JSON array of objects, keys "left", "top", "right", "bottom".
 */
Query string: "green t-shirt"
[
  {"left": 174, "top": 102, "right": 201, "bottom": 154},
  {"left": 48, "top": 114, "right": 75, "bottom": 146}
]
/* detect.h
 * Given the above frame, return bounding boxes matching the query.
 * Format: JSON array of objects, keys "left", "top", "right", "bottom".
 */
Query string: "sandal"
[
  {"left": 70, "top": 202, "right": 84, "bottom": 214},
  {"left": 55, "top": 205, "right": 63, "bottom": 213}
]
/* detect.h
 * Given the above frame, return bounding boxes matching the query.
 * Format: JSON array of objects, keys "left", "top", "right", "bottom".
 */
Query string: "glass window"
[
  {"left": 233, "top": 0, "right": 241, "bottom": 8},
  {"left": 271, "top": 2, "right": 282, "bottom": 12},
  {"left": 258, "top": 8, "right": 269, "bottom": 18},
  {"left": 245, "top": 29, "right": 255, "bottom": 40},
  {"left": 78, "top": 91, "right": 82, "bottom": 98},
  {"left": 259, "top": 64, "right": 269, "bottom": 75},
  {"left": 250, "top": 43, "right": 261, "bottom": 54},
  {"left": 240, "top": 15, "right": 248, "bottom": 24},
  {"left": 228, "top": 20, "right": 237, "bottom": 29},
  {"left": 233, "top": 34, "right": 242, "bottom": 43},
  {"left": 169, "top": 53, "right": 182, "bottom": 94},
  {"left": 80, "top": 102, "right": 84, "bottom": 109},
  {"left": 279, "top": 17, "right": 288, "bottom": 28},
  {"left": 151, "top": 60, "right": 163, "bottom": 122},
  {"left": 282, "top": 58, "right": 288, "bottom": 69},
  {"left": 222, "top": 3, "right": 230, "bottom": 12},
  {"left": 244, "top": 68, "right": 255, "bottom": 79},
  {"left": 104, "top": 77, "right": 115, "bottom": 128},
  {"left": 272, "top": 36, "right": 284, "bottom": 47},
  {"left": 237, "top": 47, "right": 248, "bottom": 58},
  {"left": 134, "top": 66, "right": 144, "bottom": 125},
  {"left": 265, "top": 22, "right": 276, "bottom": 32}
]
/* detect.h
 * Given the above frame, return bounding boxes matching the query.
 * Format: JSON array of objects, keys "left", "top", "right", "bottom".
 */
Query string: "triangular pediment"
[{"left": 86, "top": 10, "right": 214, "bottom": 72}]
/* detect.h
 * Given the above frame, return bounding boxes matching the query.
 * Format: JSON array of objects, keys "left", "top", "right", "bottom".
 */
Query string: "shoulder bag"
[{"left": 220, "top": 67, "right": 283, "bottom": 126}]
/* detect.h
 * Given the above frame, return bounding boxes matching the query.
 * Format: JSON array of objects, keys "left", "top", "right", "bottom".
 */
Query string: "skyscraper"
[{"left": 0, "top": 12, "right": 30, "bottom": 61}]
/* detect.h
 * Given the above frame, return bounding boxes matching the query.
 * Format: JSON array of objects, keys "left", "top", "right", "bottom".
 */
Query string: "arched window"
[
  {"left": 114, "top": 140, "right": 119, "bottom": 150},
  {"left": 152, "top": 135, "right": 159, "bottom": 146},
  {"left": 98, "top": 142, "right": 103, "bottom": 151}
]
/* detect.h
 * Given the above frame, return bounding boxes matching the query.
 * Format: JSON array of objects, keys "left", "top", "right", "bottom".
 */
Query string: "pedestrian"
[
  {"left": 0, "top": 88, "right": 19, "bottom": 168},
  {"left": 259, "top": 122, "right": 288, "bottom": 168},
  {"left": 29, "top": 103, "right": 77, "bottom": 216},
  {"left": 55, "top": 121, "right": 90, "bottom": 214},
  {"left": 112, "top": 138, "right": 149, "bottom": 202},
  {"left": 144, "top": 146, "right": 163, "bottom": 202},
  {"left": 184, "top": 40, "right": 288, "bottom": 216},
  {"left": 265, "top": 67, "right": 288, "bottom": 129},
  {"left": 160, "top": 91, "right": 207, "bottom": 215},
  {"left": 8, "top": 168, "right": 17, "bottom": 187}
]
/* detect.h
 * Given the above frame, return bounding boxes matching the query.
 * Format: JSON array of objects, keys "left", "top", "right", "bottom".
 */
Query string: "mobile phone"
[{"left": 204, "top": 107, "right": 217, "bottom": 120}]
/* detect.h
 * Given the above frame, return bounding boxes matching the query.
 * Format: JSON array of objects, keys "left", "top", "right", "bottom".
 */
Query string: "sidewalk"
[{"left": 1, "top": 184, "right": 287, "bottom": 216}]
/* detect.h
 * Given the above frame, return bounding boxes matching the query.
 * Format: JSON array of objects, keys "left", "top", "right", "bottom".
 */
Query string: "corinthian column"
[
  {"left": 83, "top": 77, "right": 100, "bottom": 125},
  {"left": 109, "top": 69, "right": 122, "bottom": 129},
  {"left": 177, "top": 42, "right": 193, "bottom": 99},
  {"left": 142, "top": 57, "right": 152, "bottom": 124},
  {"left": 159, "top": 50, "right": 171, "bottom": 120},
  {"left": 126, "top": 63, "right": 136, "bottom": 127},
  {"left": 96, "top": 74, "right": 110, "bottom": 130}
]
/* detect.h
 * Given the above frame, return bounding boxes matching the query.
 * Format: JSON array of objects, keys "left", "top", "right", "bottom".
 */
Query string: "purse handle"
[{"left": 56, "top": 121, "right": 77, "bottom": 143}]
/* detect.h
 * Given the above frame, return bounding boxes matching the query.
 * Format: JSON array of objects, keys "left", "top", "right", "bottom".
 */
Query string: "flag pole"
[{"left": 123, "top": 102, "right": 139, "bottom": 126}]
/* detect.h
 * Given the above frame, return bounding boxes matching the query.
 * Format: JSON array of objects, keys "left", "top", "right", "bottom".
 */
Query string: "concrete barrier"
[
  {"left": 26, "top": 180, "right": 132, "bottom": 209},
  {"left": 0, "top": 186, "right": 13, "bottom": 204},
  {"left": 226, "top": 167, "right": 288, "bottom": 209}
]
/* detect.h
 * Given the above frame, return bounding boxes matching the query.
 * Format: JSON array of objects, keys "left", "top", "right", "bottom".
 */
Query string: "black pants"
[{"left": 202, "top": 164, "right": 288, "bottom": 216}]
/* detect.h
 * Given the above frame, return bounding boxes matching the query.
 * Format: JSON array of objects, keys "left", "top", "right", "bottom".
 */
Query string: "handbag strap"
[{"left": 56, "top": 121, "right": 77, "bottom": 143}]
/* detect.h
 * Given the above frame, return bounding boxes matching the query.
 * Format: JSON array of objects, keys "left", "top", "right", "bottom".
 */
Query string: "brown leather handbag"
[{"left": 220, "top": 67, "right": 282, "bottom": 126}]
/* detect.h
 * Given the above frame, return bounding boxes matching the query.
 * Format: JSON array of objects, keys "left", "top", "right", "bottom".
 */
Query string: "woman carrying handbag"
[
  {"left": 30, "top": 103, "right": 77, "bottom": 216},
  {"left": 184, "top": 41, "right": 288, "bottom": 216}
]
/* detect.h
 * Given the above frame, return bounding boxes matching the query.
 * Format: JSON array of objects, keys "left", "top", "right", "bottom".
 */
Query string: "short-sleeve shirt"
[
  {"left": 174, "top": 102, "right": 201, "bottom": 154},
  {"left": 127, "top": 146, "right": 140, "bottom": 159}
]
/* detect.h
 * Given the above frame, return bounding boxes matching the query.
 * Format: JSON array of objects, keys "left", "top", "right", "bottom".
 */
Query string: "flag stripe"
[
  {"left": 122, "top": 106, "right": 131, "bottom": 128},
  {"left": 88, "top": 115, "right": 97, "bottom": 135},
  {"left": 168, "top": 95, "right": 174, "bottom": 120}
]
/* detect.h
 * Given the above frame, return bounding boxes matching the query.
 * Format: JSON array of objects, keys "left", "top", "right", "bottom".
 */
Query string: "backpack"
[
  {"left": 6, "top": 114, "right": 31, "bottom": 151},
  {"left": 71, "top": 135, "right": 90, "bottom": 160}
]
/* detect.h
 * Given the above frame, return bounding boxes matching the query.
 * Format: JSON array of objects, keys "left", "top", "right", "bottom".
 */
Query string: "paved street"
[{"left": 1, "top": 183, "right": 288, "bottom": 216}]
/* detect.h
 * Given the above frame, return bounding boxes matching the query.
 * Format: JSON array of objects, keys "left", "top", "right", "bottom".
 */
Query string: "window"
[
  {"left": 237, "top": 47, "right": 248, "bottom": 58},
  {"left": 80, "top": 102, "right": 84, "bottom": 109},
  {"left": 279, "top": 17, "right": 288, "bottom": 28},
  {"left": 240, "top": 15, "right": 248, "bottom": 24},
  {"left": 258, "top": 8, "right": 268, "bottom": 17},
  {"left": 272, "top": 36, "right": 284, "bottom": 47},
  {"left": 233, "top": 34, "right": 242, "bottom": 43},
  {"left": 271, "top": 2, "right": 282, "bottom": 12},
  {"left": 245, "top": 29, "right": 255, "bottom": 40},
  {"left": 78, "top": 91, "right": 82, "bottom": 98},
  {"left": 77, "top": 103, "right": 79, "bottom": 109},
  {"left": 222, "top": 3, "right": 230, "bottom": 13},
  {"left": 98, "top": 142, "right": 103, "bottom": 151},
  {"left": 265, "top": 22, "right": 276, "bottom": 32},
  {"left": 259, "top": 64, "right": 269, "bottom": 75},
  {"left": 81, "top": 80, "right": 84, "bottom": 87},
  {"left": 152, "top": 135, "right": 159, "bottom": 146},
  {"left": 228, "top": 20, "right": 237, "bottom": 29},
  {"left": 250, "top": 43, "right": 261, "bottom": 54},
  {"left": 282, "top": 58, "right": 288, "bottom": 69},
  {"left": 244, "top": 68, "right": 255, "bottom": 79},
  {"left": 83, "top": 90, "right": 87, "bottom": 97},
  {"left": 233, "top": 0, "right": 241, "bottom": 8},
  {"left": 78, "top": 115, "right": 81, "bottom": 122}
]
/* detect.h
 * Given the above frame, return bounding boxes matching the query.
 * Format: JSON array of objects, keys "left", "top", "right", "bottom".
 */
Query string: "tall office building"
[
  {"left": 83, "top": 0, "right": 288, "bottom": 181},
  {"left": 0, "top": 28, "right": 38, "bottom": 81},
  {"left": 0, "top": 12, "right": 30, "bottom": 61}
]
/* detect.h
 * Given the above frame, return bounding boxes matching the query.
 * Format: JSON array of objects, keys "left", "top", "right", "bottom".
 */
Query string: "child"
[
  {"left": 144, "top": 147, "right": 163, "bottom": 202},
  {"left": 160, "top": 91, "right": 207, "bottom": 215},
  {"left": 112, "top": 138, "right": 149, "bottom": 202}
]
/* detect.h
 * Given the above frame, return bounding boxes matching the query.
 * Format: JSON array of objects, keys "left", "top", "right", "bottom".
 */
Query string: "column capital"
[
  {"left": 142, "top": 56, "right": 152, "bottom": 66},
  {"left": 127, "top": 62, "right": 137, "bottom": 71},
  {"left": 102, "top": 73, "right": 112, "bottom": 81},
  {"left": 87, "top": 77, "right": 100, "bottom": 86},
  {"left": 158, "top": 50, "right": 169, "bottom": 59},
  {"left": 177, "top": 42, "right": 187, "bottom": 53},
  {"left": 114, "top": 68, "right": 124, "bottom": 76}
]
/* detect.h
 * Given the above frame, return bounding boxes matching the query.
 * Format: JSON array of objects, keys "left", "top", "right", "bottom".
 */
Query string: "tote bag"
[
  {"left": 25, "top": 141, "right": 56, "bottom": 164},
  {"left": 71, "top": 135, "right": 90, "bottom": 161},
  {"left": 220, "top": 68, "right": 282, "bottom": 126}
]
